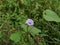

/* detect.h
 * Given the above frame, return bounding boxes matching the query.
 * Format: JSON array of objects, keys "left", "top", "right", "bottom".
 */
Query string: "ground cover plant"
[{"left": 0, "top": 0, "right": 60, "bottom": 45}]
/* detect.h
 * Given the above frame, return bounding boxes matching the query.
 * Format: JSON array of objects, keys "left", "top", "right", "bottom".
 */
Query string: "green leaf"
[
  {"left": 20, "top": 23, "right": 27, "bottom": 32},
  {"left": 24, "top": 0, "right": 31, "bottom": 6},
  {"left": 20, "top": 24, "right": 41, "bottom": 36},
  {"left": 29, "top": 37, "right": 34, "bottom": 45},
  {"left": 43, "top": 9, "right": 60, "bottom": 22},
  {"left": 29, "top": 26, "right": 41, "bottom": 36},
  {"left": 0, "top": 31, "right": 2, "bottom": 38},
  {"left": 10, "top": 31, "right": 20, "bottom": 42},
  {"left": 53, "top": 38, "right": 60, "bottom": 42},
  {"left": 41, "top": 34, "right": 48, "bottom": 37}
]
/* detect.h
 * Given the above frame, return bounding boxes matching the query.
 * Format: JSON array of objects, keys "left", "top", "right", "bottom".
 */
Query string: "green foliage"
[
  {"left": 0, "top": 0, "right": 60, "bottom": 45},
  {"left": 10, "top": 31, "right": 20, "bottom": 42},
  {"left": 43, "top": 9, "right": 60, "bottom": 22},
  {"left": 0, "top": 31, "right": 2, "bottom": 38},
  {"left": 20, "top": 24, "right": 41, "bottom": 36},
  {"left": 29, "top": 26, "right": 41, "bottom": 36}
]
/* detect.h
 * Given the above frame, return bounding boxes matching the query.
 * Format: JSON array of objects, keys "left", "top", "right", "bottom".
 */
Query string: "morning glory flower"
[{"left": 26, "top": 19, "right": 34, "bottom": 26}]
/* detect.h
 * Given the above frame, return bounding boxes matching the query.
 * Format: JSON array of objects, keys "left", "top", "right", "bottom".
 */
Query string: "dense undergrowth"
[{"left": 0, "top": 0, "right": 60, "bottom": 45}]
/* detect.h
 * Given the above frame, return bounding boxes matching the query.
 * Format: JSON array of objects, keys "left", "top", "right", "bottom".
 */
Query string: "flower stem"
[{"left": 27, "top": 25, "right": 29, "bottom": 41}]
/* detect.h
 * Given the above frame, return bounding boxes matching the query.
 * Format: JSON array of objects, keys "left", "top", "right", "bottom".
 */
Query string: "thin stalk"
[{"left": 27, "top": 26, "right": 29, "bottom": 42}]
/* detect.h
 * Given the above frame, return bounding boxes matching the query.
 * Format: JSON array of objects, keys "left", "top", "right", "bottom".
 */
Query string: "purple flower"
[{"left": 26, "top": 19, "right": 34, "bottom": 26}]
